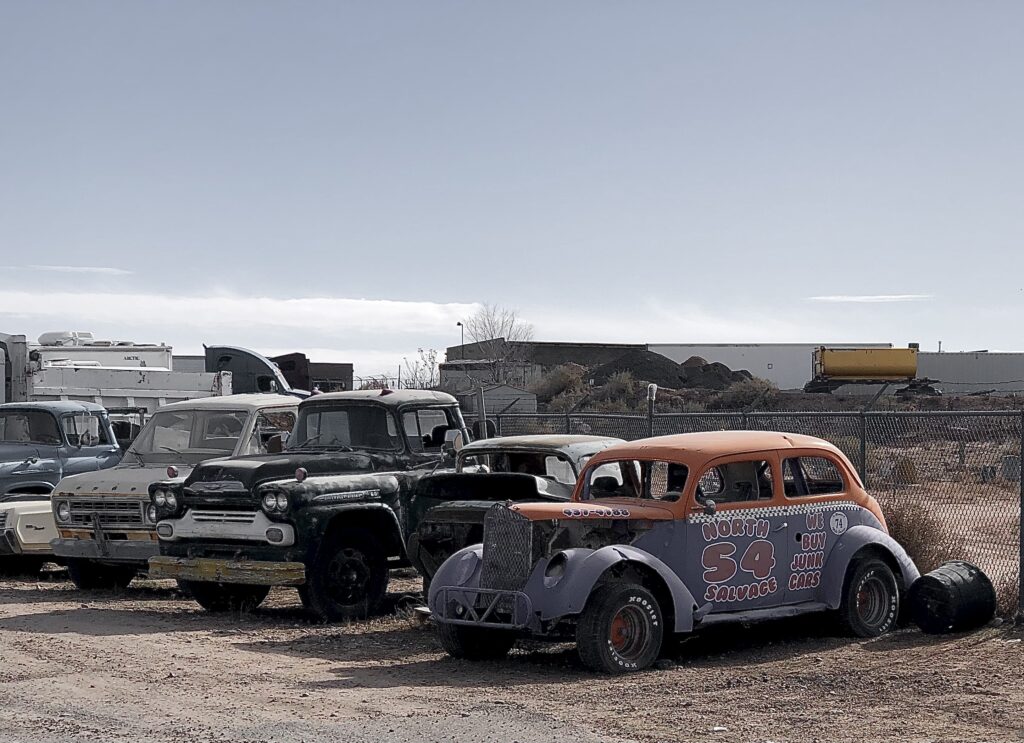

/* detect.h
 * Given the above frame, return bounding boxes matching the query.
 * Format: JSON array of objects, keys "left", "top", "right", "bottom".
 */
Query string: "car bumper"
[
  {"left": 51, "top": 537, "right": 158, "bottom": 564},
  {"left": 0, "top": 529, "right": 22, "bottom": 556},
  {"left": 434, "top": 586, "right": 532, "bottom": 629},
  {"left": 148, "top": 555, "right": 306, "bottom": 586}
]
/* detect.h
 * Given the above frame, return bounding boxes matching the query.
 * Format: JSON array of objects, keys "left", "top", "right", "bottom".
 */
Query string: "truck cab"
[
  {"left": 50, "top": 394, "right": 298, "bottom": 589},
  {"left": 0, "top": 401, "right": 121, "bottom": 573},
  {"left": 148, "top": 389, "right": 469, "bottom": 620}
]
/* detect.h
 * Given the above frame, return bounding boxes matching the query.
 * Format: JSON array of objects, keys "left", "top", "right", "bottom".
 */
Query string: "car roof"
[
  {"left": 300, "top": 389, "right": 458, "bottom": 408},
  {"left": 586, "top": 431, "right": 845, "bottom": 469},
  {"left": 0, "top": 400, "right": 108, "bottom": 414},
  {"left": 462, "top": 435, "right": 624, "bottom": 459},
  {"left": 156, "top": 394, "right": 299, "bottom": 413}
]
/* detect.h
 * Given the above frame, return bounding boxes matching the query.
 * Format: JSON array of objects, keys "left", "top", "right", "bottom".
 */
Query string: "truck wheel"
[
  {"left": 576, "top": 582, "right": 664, "bottom": 674},
  {"left": 180, "top": 581, "right": 270, "bottom": 613},
  {"left": 839, "top": 557, "right": 900, "bottom": 637},
  {"left": 300, "top": 529, "right": 388, "bottom": 621},
  {"left": 0, "top": 556, "right": 46, "bottom": 576},
  {"left": 436, "top": 622, "right": 516, "bottom": 660},
  {"left": 66, "top": 559, "right": 137, "bottom": 590}
]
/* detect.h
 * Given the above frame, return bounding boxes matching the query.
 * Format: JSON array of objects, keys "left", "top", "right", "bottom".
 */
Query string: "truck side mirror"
[
  {"left": 443, "top": 429, "right": 464, "bottom": 455},
  {"left": 266, "top": 433, "right": 287, "bottom": 454}
]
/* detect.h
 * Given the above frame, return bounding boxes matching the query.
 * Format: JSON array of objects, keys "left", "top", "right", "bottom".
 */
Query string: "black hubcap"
[{"left": 326, "top": 547, "right": 371, "bottom": 606}]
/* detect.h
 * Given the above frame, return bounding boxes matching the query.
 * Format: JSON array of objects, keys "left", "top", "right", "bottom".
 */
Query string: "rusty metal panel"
[{"left": 148, "top": 556, "right": 306, "bottom": 586}]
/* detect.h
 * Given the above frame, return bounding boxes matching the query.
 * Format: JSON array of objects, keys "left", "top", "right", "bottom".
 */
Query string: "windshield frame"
[
  {"left": 578, "top": 456, "right": 690, "bottom": 503},
  {"left": 457, "top": 447, "right": 579, "bottom": 483},
  {"left": 286, "top": 402, "right": 405, "bottom": 453},
  {"left": 125, "top": 407, "right": 253, "bottom": 464}
]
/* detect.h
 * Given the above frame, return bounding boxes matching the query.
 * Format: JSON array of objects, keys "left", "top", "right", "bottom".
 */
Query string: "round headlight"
[
  {"left": 454, "top": 551, "right": 480, "bottom": 585},
  {"left": 147, "top": 504, "right": 159, "bottom": 523},
  {"left": 165, "top": 492, "right": 178, "bottom": 510},
  {"left": 545, "top": 551, "right": 568, "bottom": 580},
  {"left": 262, "top": 492, "right": 278, "bottom": 512},
  {"left": 56, "top": 502, "right": 71, "bottom": 523},
  {"left": 275, "top": 493, "right": 288, "bottom": 511},
  {"left": 154, "top": 490, "right": 167, "bottom": 507}
]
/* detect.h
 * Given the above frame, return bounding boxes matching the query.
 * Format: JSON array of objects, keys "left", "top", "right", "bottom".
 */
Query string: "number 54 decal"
[{"left": 702, "top": 539, "right": 777, "bottom": 583}]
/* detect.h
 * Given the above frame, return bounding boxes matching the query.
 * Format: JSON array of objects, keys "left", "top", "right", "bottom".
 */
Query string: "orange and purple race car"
[{"left": 428, "top": 431, "right": 919, "bottom": 673}]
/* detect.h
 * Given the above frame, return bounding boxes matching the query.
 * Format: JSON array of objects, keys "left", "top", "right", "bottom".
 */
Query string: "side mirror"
[
  {"left": 266, "top": 433, "right": 287, "bottom": 454},
  {"left": 703, "top": 499, "right": 717, "bottom": 516},
  {"left": 79, "top": 431, "right": 97, "bottom": 448},
  {"left": 443, "top": 429, "right": 464, "bottom": 455}
]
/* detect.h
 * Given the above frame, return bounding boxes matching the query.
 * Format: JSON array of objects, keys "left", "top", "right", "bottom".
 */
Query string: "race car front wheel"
[{"left": 576, "top": 582, "right": 664, "bottom": 674}]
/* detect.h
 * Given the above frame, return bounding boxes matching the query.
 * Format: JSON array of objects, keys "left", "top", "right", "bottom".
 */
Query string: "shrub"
[
  {"left": 707, "top": 378, "right": 779, "bottom": 411},
  {"left": 993, "top": 574, "right": 1020, "bottom": 619},
  {"left": 531, "top": 364, "right": 585, "bottom": 402},
  {"left": 881, "top": 492, "right": 965, "bottom": 574}
]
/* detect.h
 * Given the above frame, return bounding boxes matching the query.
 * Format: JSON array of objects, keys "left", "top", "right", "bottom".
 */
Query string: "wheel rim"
[
  {"left": 855, "top": 574, "right": 889, "bottom": 628},
  {"left": 608, "top": 605, "right": 651, "bottom": 661},
  {"left": 326, "top": 547, "right": 371, "bottom": 606}
]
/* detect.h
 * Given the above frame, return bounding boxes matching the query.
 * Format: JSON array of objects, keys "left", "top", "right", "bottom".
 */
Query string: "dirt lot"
[{"left": 0, "top": 570, "right": 1021, "bottom": 743}]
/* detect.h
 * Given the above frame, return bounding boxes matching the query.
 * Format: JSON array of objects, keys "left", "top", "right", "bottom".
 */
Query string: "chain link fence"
[{"left": 494, "top": 409, "right": 1023, "bottom": 613}]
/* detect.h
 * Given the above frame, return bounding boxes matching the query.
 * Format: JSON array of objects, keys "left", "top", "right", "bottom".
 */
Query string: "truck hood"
[
  {"left": 186, "top": 451, "right": 393, "bottom": 491},
  {"left": 509, "top": 498, "right": 676, "bottom": 522},
  {"left": 55, "top": 465, "right": 194, "bottom": 496}
]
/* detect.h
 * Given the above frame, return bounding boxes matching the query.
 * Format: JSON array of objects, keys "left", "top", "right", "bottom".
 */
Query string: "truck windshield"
[
  {"left": 0, "top": 411, "right": 62, "bottom": 445},
  {"left": 127, "top": 409, "right": 249, "bottom": 463},
  {"left": 289, "top": 404, "right": 401, "bottom": 451}
]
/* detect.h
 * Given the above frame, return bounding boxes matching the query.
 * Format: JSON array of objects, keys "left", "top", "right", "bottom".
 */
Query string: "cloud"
[
  {"left": 807, "top": 294, "right": 933, "bottom": 304},
  {"left": 23, "top": 265, "right": 134, "bottom": 276}
]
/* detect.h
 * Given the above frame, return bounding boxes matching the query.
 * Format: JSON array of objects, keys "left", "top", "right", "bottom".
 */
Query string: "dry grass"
[
  {"left": 883, "top": 491, "right": 966, "bottom": 575},
  {"left": 994, "top": 574, "right": 1021, "bottom": 619}
]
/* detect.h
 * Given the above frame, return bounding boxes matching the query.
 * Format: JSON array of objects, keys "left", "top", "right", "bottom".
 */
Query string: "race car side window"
[
  {"left": 696, "top": 460, "right": 774, "bottom": 504},
  {"left": 783, "top": 456, "right": 845, "bottom": 497}
]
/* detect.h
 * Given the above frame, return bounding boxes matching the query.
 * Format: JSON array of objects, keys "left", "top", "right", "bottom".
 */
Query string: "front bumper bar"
[
  {"left": 51, "top": 537, "right": 157, "bottom": 564},
  {"left": 435, "top": 586, "right": 532, "bottom": 629},
  {"left": 148, "top": 555, "right": 306, "bottom": 586}
]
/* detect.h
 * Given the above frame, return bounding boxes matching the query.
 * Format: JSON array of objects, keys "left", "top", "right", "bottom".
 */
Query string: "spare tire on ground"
[{"left": 908, "top": 560, "right": 996, "bottom": 634}]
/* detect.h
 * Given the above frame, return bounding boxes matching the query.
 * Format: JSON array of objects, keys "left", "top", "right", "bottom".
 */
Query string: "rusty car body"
[
  {"left": 429, "top": 431, "right": 919, "bottom": 673},
  {"left": 406, "top": 434, "right": 623, "bottom": 588}
]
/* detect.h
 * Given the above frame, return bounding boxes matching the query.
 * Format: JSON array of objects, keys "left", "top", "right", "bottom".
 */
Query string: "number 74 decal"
[{"left": 702, "top": 539, "right": 776, "bottom": 582}]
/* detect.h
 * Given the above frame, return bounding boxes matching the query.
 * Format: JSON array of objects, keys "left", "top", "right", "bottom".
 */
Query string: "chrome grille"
[
  {"left": 479, "top": 504, "right": 533, "bottom": 591},
  {"left": 191, "top": 510, "right": 257, "bottom": 524},
  {"left": 0, "top": 512, "right": 7, "bottom": 529},
  {"left": 69, "top": 499, "right": 144, "bottom": 527}
]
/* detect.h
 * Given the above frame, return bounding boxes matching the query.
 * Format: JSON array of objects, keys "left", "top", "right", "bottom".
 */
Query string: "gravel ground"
[{"left": 0, "top": 569, "right": 1021, "bottom": 743}]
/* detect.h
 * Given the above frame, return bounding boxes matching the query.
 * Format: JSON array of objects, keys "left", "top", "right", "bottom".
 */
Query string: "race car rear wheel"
[
  {"left": 839, "top": 557, "right": 899, "bottom": 637},
  {"left": 576, "top": 582, "right": 664, "bottom": 674},
  {"left": 436, "top": 622, "right": 516, "bottom": 660},
  {"left": 180, "top": 580, "right": 270, "bottom": 613}
]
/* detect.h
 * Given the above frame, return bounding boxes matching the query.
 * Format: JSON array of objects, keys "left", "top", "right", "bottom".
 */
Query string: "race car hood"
[
  {"left": 54, "top": 464, "right": 192, "bottom": 497},
  {"left": 509, "top": 498, "right": 676, "bottom": 522}
]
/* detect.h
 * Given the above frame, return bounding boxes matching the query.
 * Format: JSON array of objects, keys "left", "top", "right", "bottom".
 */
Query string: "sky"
[{"left": 2, "top": 2, "right": 1023, "bottom": 378}]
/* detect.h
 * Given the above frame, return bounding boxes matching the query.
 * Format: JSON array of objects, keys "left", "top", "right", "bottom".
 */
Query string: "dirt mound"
[{"left": 589, "top": 350, "right": 753, "bottom": 391}]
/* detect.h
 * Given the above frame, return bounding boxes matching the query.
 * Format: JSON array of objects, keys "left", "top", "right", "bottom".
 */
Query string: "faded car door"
[
  {"left": 780, "top": 450, "right": 859, "bottom": 605},
  {"left": 685, "top": 452, "right": 789, "bottom": 612}
]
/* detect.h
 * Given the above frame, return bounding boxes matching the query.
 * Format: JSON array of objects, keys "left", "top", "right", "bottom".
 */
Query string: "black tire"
[
  {"left": 299, "top": 528, "right": 388, "bottom": 621},
  {"left": 0, "top": 556, "right": 46, "bottom": 577},
  {"left": 66, "top": 559, "right": 137, "bottom": 590},
  {"left": 839, "top": 557, "right": 900, "bottom": 637},
  {"left": 180, "top": 580, "right": 270, "bottom": 613},
  {"left": 436, "top": 622, "right": 517, "bottom": 660},
  {"left": 576, "top": 582, "right": 664, "bottom": 674}
]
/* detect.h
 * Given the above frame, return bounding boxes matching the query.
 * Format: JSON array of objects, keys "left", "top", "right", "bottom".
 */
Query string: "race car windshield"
[
  {"left": 0, "top": 411, "right": 62, "bottom": 445},
  {"left": 127, "top": 409, "right": 249, "bottom": 463},
  {"left": 582, "top": 459, "right": 688, "bottom": 502},
  {"left": 289, "top": 404, "right": 402, "bottom": 452}
]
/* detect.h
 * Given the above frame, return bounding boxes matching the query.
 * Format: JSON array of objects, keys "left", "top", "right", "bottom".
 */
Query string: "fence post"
[
  {"left": 647, "top": 384, "right": 657, "bottom": 438},
  {"left": 565, "top": 412, "right": 571, "bottom": 434},
  {"left": 1019, "top": 412, "right": 1023, "bottom": 622},
  {"left": 859, "top": 412, "right": 868, "bottom": 487}
]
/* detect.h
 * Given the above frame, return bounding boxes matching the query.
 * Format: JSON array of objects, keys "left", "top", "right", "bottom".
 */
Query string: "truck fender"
[
  {"left": 2, "top": 482, "right": 55, "bottom": 497},
  {"left": 822, "top": 525, "right": 921, "bottom": 609},
  {"left": 524, "top": 545, "right": 698, "bottom": 633},
  {"left": 310, "top": 501, "right": 406, "bottom": 559}
]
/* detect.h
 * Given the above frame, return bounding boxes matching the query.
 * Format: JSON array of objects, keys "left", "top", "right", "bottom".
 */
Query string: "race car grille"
[
  {"left": 69, "top": 499, "right": 144, "bottom": 527},
  {"left": 191, "top": 510, "right": 257, "bottom": 524},
  {"left": 479, "top": 504, "right": 533, "bottom": 591}
]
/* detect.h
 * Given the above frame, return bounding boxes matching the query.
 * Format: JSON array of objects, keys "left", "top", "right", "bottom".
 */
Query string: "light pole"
[{"left": 456, "top": 321, "right": 464, "bottom": 359}]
